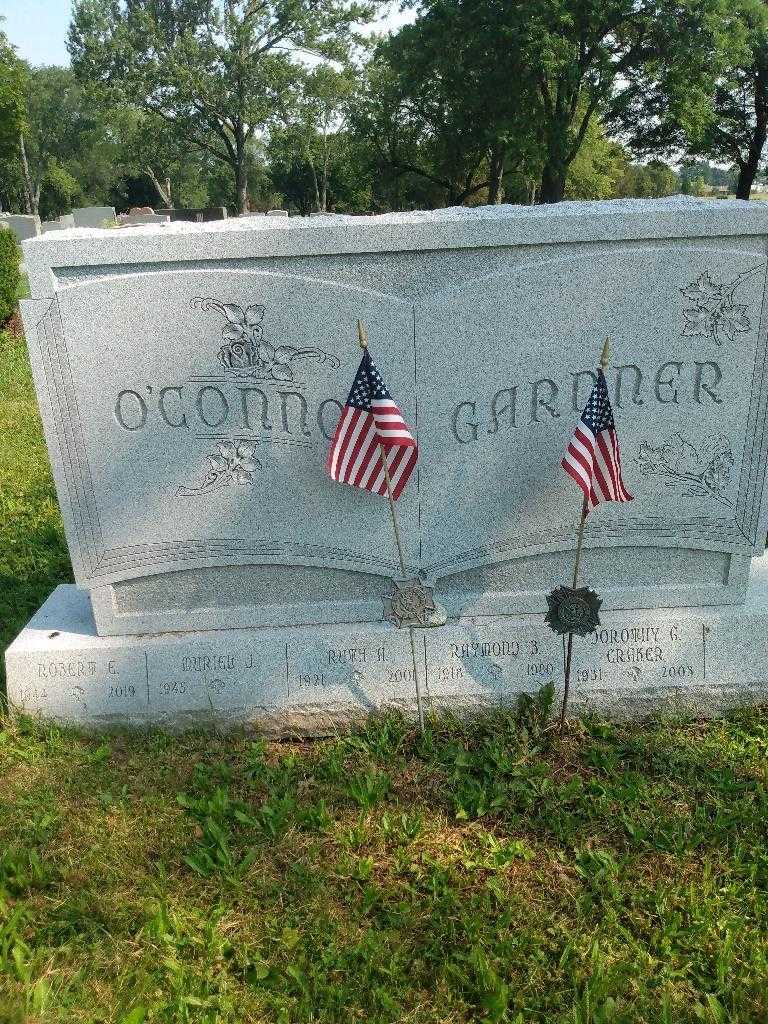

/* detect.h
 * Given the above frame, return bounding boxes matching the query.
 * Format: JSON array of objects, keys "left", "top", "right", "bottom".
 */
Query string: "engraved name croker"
[{"left": 451, "top": 359, "right": 724, "bottom": 445}]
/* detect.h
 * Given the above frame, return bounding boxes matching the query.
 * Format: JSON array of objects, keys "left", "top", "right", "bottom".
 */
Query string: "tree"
[
  {"left": 624, "top": 1, "right": 767, "bottom": 199},
  {"left": 353, "top": 3, "right": 541, "bottom": 207},
  {"left": 0, "top": 24, "right": 28, "bottom": 213},
  {"left": 564, "top": 116, "right": 629, "bottom": 200},
  {"left": 273, "top": 65, "right": 356, "bottom": 213},
  {"left": 522, "top": 0, "right": 733, "bottom": 202},
  {"left": 68, "top": 0, "right": 375, "bottom": 214},
  {"left": 16, "top": 66, "right": 119, "bottom": 217},
  {"left": 616, "top": 157, "right": 678, "bottom": 197},
  {"left": 357, "top": 0, "right": 725, "bottom": 206},
  {"left": 689, "top": 0, "right": 768, "bottom": 199}
]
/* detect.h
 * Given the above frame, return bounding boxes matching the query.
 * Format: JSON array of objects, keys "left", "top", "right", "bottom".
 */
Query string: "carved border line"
[
  {"left": 41, "top": 293, "right": 418, "bottom": 583},
  {"left": 736, "top": 250, "right": 768, "bottom": 544},
  {"left": 417, "top": 250, "right": 768, "bottom": 577},
  {"left": 36, "top": 299, "right": 102, "bottom": 576}
]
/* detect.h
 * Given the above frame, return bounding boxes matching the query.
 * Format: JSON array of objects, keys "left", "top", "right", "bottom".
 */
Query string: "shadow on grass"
[{"left": 0, "top": 707, "right": 767, "bottom": 1023}]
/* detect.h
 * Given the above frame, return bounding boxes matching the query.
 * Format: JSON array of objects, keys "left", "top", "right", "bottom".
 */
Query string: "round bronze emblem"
[{"left": 545, "top": 585, "right": 602, "bottom": 637}]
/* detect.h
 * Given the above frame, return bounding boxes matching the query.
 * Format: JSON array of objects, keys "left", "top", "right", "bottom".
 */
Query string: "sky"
[
  {"left": 0, "top": 0, "right": 72, "bottom": 66},
  {"left": 0, "top": 0, "right": 413, "bottom": 67}
]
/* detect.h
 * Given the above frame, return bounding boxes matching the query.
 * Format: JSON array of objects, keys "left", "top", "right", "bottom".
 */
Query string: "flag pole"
[
  {"left": 357, "top": 320, "right": 426, "bottom": 734},
  {"left": 558, "top": 336, "right": 611, "bottom": 733}
]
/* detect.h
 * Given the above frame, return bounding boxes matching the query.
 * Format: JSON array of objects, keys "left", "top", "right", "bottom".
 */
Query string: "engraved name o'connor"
[
  {"left": 451, "top": 359, "right": 723, "bottom": 444},
  {"left": 114, "top": 384, "right": 345, "bottom": 439}
]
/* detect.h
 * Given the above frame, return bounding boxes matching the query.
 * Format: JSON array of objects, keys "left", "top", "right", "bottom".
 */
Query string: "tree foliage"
[
  {"left": 0, "top": 226, "right": 20, "bottom": 325},
  {"left": 627, "top": 0, "right": 768, "bottom": 199},
  {"left": 68, "top": 0, "right": 375, "bottom": 213}
]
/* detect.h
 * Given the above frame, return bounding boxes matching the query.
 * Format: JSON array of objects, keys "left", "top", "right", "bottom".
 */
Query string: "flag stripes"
[
  {"left": 562, "top": 369, "right": 632, "bottom": 512},
  {"left": 326, "top": 351, "right": 417, "bottom": 500}
]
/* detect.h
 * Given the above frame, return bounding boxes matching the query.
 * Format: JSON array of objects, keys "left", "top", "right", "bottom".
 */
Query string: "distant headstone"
[
  {"left": 10, "top": 198, "right": 768, "bottom": 731},
  {"left": 119, "top": 213, "right": 170, "bottom": 226},
  {"left": 58, "top": 214, "right": 75, "bottom": 228},
  {"left": 157, "top": 207, "right": 227, "bottom": 223},
  {"left": 0, "top": 213, "right": 41, "bottom": 241},
  {"left": 266, "top": 209, "right": 289, "bottom": 217},
  {"left": 72, "top": 206, "right": 116, "bottom": 228},
  {"left": 41, "top": 220, "right": 65, "bottom": 233}
]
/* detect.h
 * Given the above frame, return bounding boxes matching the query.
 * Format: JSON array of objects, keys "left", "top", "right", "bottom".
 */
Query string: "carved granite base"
[{"left": 7, "top": 555, "right": 768, "bottom": 735}]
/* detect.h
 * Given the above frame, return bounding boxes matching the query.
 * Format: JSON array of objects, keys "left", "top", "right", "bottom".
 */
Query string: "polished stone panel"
[{"left": 8, "top": 555, "right": 768, "bottom": 732}]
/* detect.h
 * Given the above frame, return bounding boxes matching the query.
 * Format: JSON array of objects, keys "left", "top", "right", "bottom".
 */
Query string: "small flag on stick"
[
  {"left": 326, "top": 321, "right": 426, "bottom": 735},
  {"left": 562, "top": 368, "right": 633, "bottom": 511},
  {"left": 326, "top": 346, "right": 418, "bottom": 500}
]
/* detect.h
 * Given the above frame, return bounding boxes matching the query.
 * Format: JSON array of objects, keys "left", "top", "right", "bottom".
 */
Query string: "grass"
[
  {"left": 0, "top": 327, "right": 72, "bottom": 695},
  {"left": 1, "top": 325, "right": 768, "bottom": 1022},
  {"left": 1, "top": 708, "right": 767, "bottom": 1023}
]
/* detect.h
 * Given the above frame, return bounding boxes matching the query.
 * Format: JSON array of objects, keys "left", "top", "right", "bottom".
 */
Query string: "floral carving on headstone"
[
  {"left": 176, "top": 440, "right": 261, "bottom": 497},
  {"left": 192, "top": 297, "right": 340, "bottom": 381},
  {"left": 636, "top": 432, "right": 735, "bottom": 509},
  {"left": 680, "top": 266, "right": 762, "bottom": 346}
]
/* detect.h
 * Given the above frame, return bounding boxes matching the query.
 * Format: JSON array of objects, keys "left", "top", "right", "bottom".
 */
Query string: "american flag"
[
  {"left": 562, "top": 369, "right": 633, "bottom": 511},
  {"left": 326, "top": 349, "right": 418, "bottom": 500}
]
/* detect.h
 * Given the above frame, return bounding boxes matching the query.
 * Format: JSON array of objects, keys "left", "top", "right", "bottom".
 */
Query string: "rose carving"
[{"left": 192, "top": 297, "right": 339, "bottom": 381}]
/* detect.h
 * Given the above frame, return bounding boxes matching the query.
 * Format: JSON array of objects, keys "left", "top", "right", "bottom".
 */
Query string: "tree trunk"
[
  {"left": 539, "top": 160, "right": 567, "bottom": 204},
  {"left": 736, "top": 63, "right": 768, "bottom": 200},
  {"left": 19, "top": 133, "right": 35, "bottom": 216},
  {"left": 308, "top": 155, "right": 321, "bottom": 213},
  {"left": 234, "top": 158, "right": 248, "bottom": 215},
  {"left": 321, "top": 145, "right": 329, "bottom": 213},
  {"left": 487, "top": 145, "right": 504, "bottom": 204},
  {"left": 146, "top": 167, "right": 173, "bottom": 208}
]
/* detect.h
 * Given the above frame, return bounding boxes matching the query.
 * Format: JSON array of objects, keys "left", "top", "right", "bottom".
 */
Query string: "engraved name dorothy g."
[{"left": 452, "top": 359, "right": 724, "bottom": 444}]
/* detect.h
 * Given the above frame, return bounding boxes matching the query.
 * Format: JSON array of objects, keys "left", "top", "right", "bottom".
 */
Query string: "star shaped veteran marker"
[{"left": 545, "top": 585, "right": 602, "bottom": 638}]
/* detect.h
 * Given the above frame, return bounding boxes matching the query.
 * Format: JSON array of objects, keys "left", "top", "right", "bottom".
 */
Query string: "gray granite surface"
[
  {"left": 0, "top": 213, "right": 40, "bottom": 241},
  {"left": 16, "top": 197, "right": 768, "bottom": 640},
  {"left": 71, "top": 206, "right": 116, "bottom": 228}
]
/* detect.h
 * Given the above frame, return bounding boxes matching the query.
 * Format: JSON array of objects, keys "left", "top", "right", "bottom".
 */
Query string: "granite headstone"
[
  {"left": 157, "top": 207, "right": 228, "bottom": 223},
  {"left": 9, "top": 198, "right": 768, "bottom": 731},
  {"left": 0, "top": 213, "right": 41, "bottom": 241}
]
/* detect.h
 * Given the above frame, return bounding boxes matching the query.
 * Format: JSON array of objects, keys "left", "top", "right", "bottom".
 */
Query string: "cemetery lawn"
[{"left": 1, "top": 328, "right": 768, "bottom": 1024}]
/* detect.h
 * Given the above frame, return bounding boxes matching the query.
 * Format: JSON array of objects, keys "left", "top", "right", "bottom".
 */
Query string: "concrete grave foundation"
[{"left": 7, "top": 556, "right": 768, "bottom": 733}]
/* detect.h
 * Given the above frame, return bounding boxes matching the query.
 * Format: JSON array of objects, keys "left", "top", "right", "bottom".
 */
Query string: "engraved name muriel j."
[{"left": 451, "top": 358, "right": 724, "bottom": 445}]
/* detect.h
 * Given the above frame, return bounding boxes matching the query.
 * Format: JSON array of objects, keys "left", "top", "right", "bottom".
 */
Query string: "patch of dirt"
[{"left": 3, "top": 310, "right": 24, "bottom": 338}]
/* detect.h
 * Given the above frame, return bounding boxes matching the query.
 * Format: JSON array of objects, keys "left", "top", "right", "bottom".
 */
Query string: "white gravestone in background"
[
  {"left": 8, "top": 198, "right": 768, "bottom": 731},
  {"left": 0, "top": 213, "right": 41, "bottom": 241}
]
